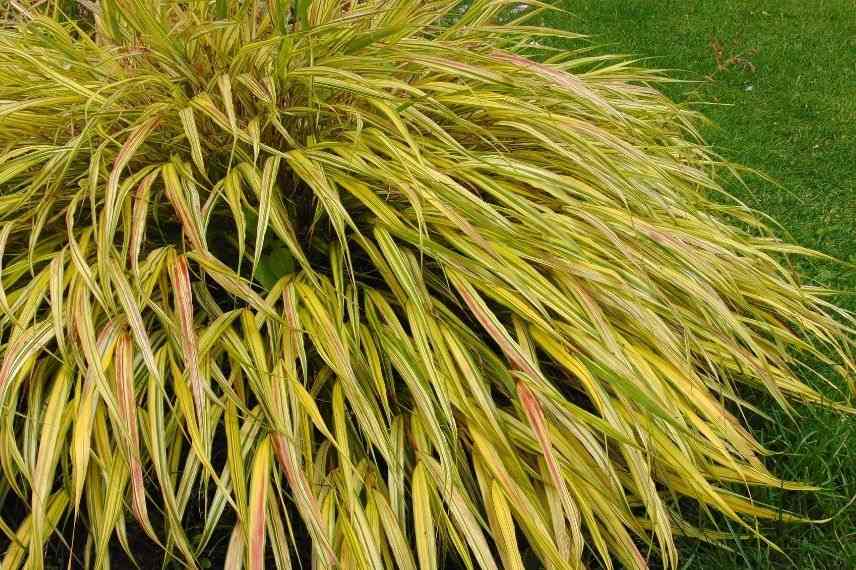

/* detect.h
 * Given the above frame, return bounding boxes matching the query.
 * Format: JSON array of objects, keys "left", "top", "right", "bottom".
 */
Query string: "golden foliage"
[{"left": 0, "top": 1, "right": 853, "bottom": 568}]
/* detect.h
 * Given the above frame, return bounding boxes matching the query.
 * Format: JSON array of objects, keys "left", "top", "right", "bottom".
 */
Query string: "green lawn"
[{"left": 545, "top": 1, "right": 856, "bottom": 568}]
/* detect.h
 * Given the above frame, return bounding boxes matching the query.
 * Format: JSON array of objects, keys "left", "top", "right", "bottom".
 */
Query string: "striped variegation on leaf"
[{"left": 0, "top": 0, "right": 854, "bottom": 568}]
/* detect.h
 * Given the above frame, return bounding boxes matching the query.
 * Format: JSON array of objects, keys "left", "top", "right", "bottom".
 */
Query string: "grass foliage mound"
[{"left": 0, "top": 1, "right": 853, "bottom": 568}]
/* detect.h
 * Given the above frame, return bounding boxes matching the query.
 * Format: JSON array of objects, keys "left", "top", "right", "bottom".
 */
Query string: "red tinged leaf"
[
  {"left": 114, "top": 334, "right": 160, "bottom": 544},
  {"left": 248, "top": 437, "right": 271, "bottom": 570},
  {"left": 271, "top": 433, "right": 337, "bottom": 566},
  {"left": 168, "top": 252, "right": 206, "bottom": 433},
  {"left": 102, "top": 117, "right": 160, "bottom": 262},
  {"left": 517, "top": 380, "right": 584, "bottom": 565}
]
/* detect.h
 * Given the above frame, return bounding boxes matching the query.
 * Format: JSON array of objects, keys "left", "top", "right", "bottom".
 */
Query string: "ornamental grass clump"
[{"left": 0, "top": 1, "right": 853, "bottom": 568}]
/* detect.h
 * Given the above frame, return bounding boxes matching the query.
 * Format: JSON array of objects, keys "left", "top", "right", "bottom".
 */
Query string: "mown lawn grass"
[{"left": 546, "top": 1, "right": 856, "bottom": 568}]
